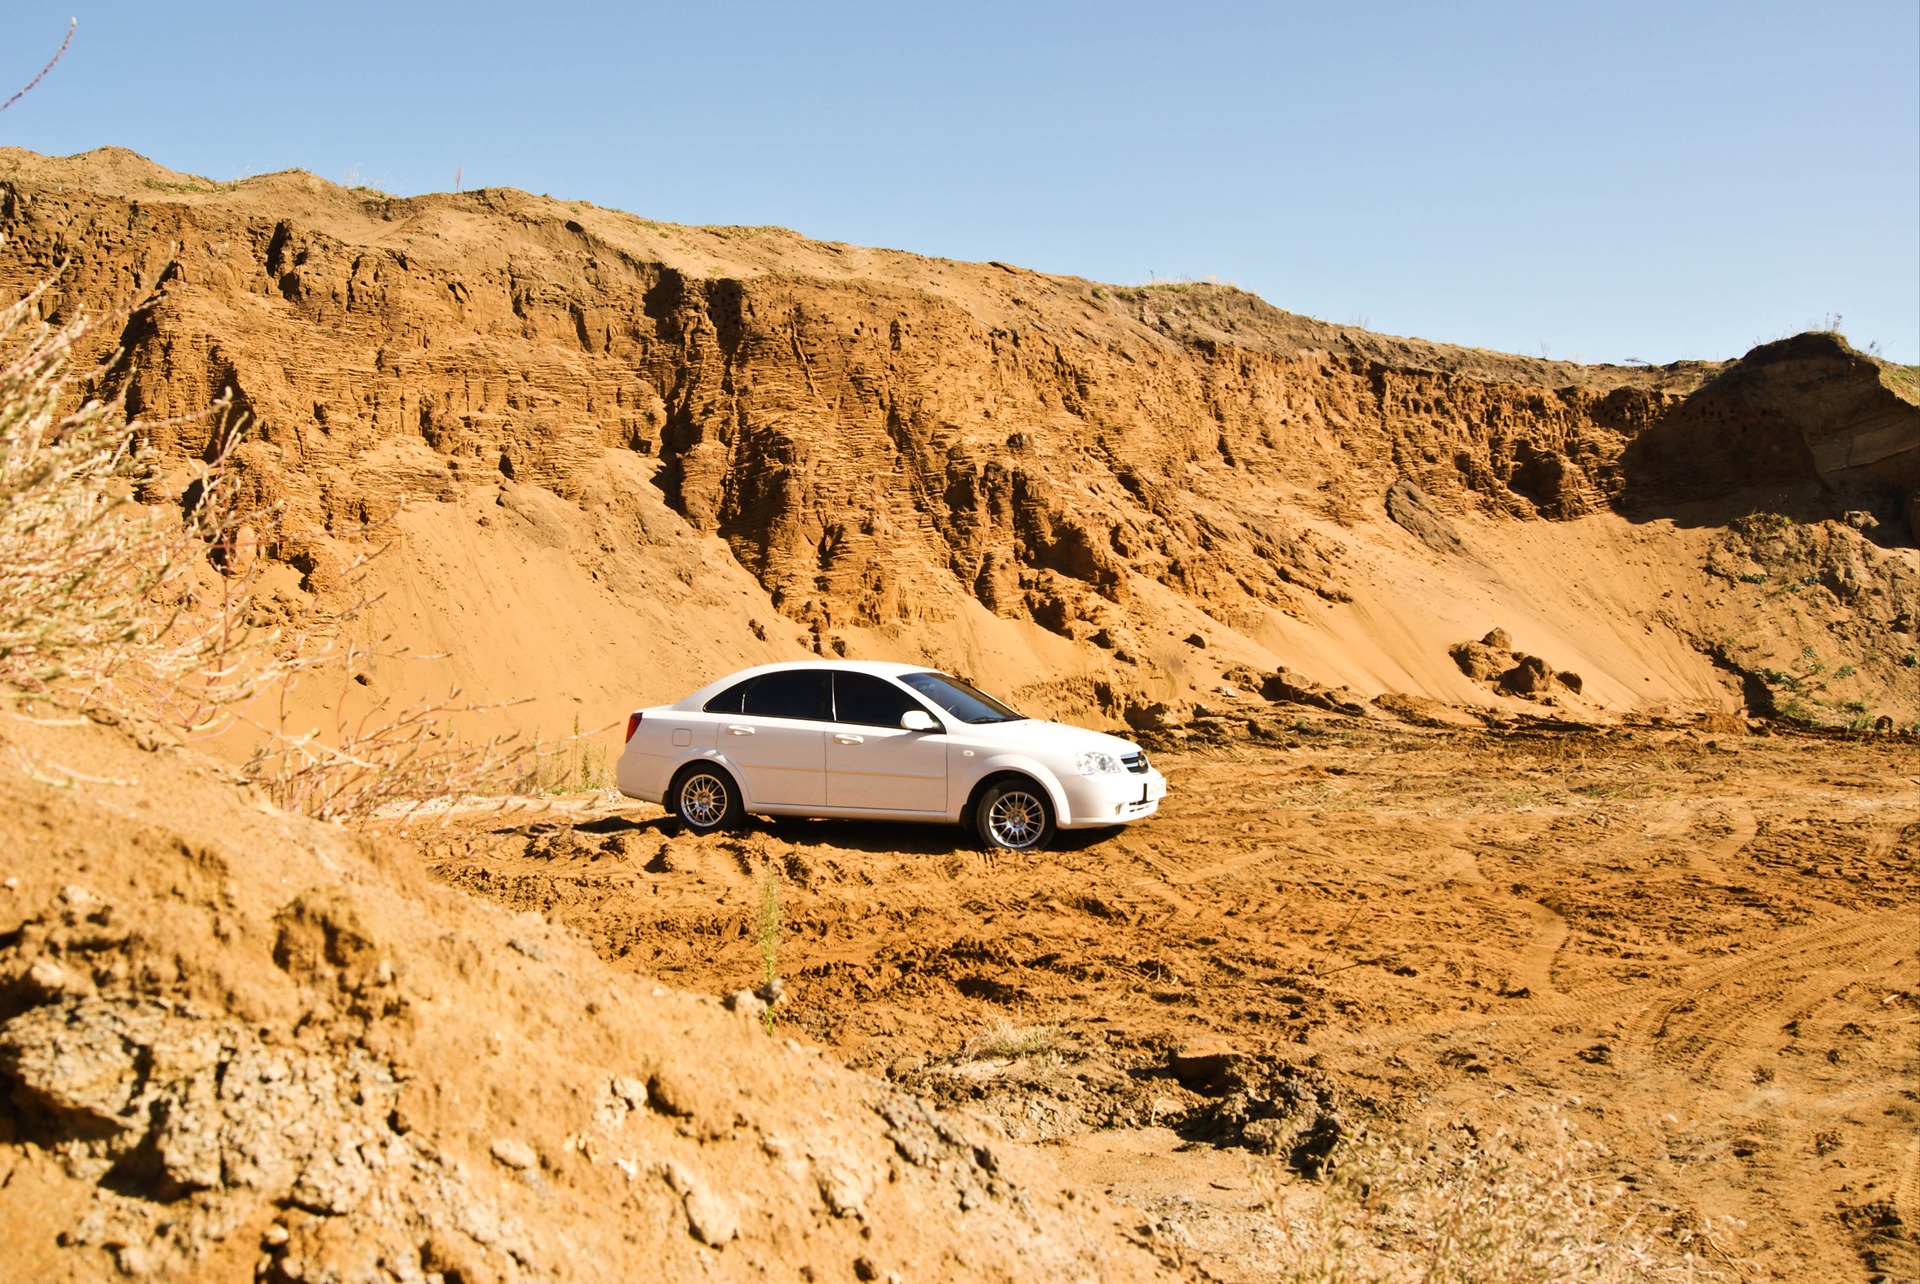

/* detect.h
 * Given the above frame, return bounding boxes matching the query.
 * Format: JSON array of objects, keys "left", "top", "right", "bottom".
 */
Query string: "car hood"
[{"left": 954, "top": 718, "right": 1143, "bottom": 759}]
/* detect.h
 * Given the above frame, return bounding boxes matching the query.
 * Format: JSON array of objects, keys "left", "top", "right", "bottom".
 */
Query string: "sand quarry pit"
[
  {"left": 426, "top": 717, "right": 1919, "bottom": 1282},
  {"left": 1, "top": 147, "right": 1917, "bottom": 1280}
]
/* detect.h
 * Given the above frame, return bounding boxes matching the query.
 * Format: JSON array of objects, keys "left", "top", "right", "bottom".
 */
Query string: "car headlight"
[{"left": 1076, "top": 750, "right": 1123, "bottom": 776}]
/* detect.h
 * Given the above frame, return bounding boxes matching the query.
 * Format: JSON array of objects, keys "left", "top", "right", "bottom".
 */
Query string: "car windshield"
[{"left": 900, "top": 671, "right": 1025, "bottom": 724}]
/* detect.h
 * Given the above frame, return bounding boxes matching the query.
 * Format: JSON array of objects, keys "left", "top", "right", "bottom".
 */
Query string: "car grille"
[{"left": 1122, "top": 751, "right": 1150, "bottom": 774}]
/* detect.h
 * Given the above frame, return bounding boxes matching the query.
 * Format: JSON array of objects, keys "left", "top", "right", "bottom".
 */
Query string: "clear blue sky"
[{"left": 2, "top": 2, "right": 1915, "bottom": 364}]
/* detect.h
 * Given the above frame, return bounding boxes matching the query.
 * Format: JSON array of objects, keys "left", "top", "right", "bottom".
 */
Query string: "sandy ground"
[
  {"left": 421, "top": 717, "right": 1920, "bottom": 1281},
  {"left": 0, "top": 709, "right": 1185, "bottom": 1284}
]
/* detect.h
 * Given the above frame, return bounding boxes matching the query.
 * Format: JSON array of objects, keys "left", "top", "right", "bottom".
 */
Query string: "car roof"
[
  {"left": 722, "top": 659, "right": 930, "bottom": 678},
  {"left": 666, "top": 659, "right": 942, "bottom": 708}
]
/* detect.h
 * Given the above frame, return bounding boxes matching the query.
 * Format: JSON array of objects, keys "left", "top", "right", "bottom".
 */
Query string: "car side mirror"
[{"left": 900, "top": 710, "right": 937, "bottom": 732}]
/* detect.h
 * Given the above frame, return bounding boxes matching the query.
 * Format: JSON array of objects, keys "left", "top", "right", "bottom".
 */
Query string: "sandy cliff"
[{"left": 2, "top": 146, "right": 1915, "bottom": 739}]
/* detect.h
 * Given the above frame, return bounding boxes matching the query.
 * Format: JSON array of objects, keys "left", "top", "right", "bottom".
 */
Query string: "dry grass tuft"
[
  {"left": 964, "top": 1016, "right": 1066, "bottom": 1062},
  {"left": 1258, "top": 1105, "right": 1741, "bottom": 1282},
  {"left": 515, "top": 713, "right": 611, "bottom": 795}
]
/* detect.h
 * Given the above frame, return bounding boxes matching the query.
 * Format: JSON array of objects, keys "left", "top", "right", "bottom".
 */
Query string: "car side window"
[
  {"left": 739, "top": 669, "right": 829, "bottom": 720},
  {"left": 833, "top": 672, "right": 927, "bottom": 728},
  {"left": 702, "top": 678, "right": 755, "bottom": 714}
]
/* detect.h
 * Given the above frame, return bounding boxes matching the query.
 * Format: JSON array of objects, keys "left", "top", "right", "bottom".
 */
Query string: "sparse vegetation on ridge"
[
  {"left": 241, "top": 641, "right": 531, "bottom": 825},
  {"left": 515, "top": 711, "right": 610, "bottom": 795},
  {"left": 964, "top": 1015, "right": 1065, "bottom": 1062}
]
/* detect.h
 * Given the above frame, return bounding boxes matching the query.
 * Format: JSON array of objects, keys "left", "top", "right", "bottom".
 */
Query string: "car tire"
[
  {"left": 671, "top": 764, "right": 740, "bottom": 835},
  {"left": 975, "top": 779, "right": 1055, "bottom": 852}
]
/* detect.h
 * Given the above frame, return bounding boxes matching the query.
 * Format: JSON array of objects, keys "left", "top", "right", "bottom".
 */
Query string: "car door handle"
[
  {"left": 833, "top": 733, "right": 864, "bottom": 744},
  {"left": 726, "top": 725, "right": 755, "bottom": 736}
]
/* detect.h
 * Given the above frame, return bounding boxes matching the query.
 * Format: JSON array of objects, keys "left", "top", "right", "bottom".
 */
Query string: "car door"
[
  {"left": 824, "top": 671, "right": 948, "bottom": 812},
  {"left": 717, "top": 669, "right": 828, "bottom": 807}
]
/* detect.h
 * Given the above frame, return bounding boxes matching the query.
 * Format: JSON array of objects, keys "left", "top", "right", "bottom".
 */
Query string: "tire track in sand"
[
  {"left": 1623, "top": 908, "right": 1912, "bottom": 1084},
  {"left": 1692, "top": 801, "right": 1756, "bottom": 875},
  {"left": 1894, "top": 1137, "right": 1920, "bottom": 1249},
  {"left": 1147, "top": 843, "right": 1284, "bottom": 889},
  {"left": 1508, "top": 897, "right": 1569, "bottom": 999},
  {"left": 1633, "top": 799, "right": 1755, "bottom": 876},
  {"left": 1863, "top": 820, "right": 1905, "bottom": 865},
  {"left": 1451, "top": 843, "right": 1569, "bottom": 1001}
]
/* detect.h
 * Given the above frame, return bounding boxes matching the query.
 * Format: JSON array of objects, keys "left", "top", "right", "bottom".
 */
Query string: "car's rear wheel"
[
  {"left": 671, "top": 765, "right": 740, "bottom": 834},
  {"left": 975, "top": 780, "right": 1054, "bottom": 851}
]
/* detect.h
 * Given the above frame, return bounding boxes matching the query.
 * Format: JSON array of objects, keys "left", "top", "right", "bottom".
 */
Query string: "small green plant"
[
  {"left": 1902, "top": 653, "right": 1917, "bottom": 669},
  {"left": 514, "top": 713, "right": 609, "bottom": 794},
  {"left": 1832, "top": 664, "right": 1856, "bottom": 679},
  {"left": 568, "top": 712, "right": 608, "bottom": 789},
  {"left": 1777, "top": 698, "right": 1817, "bottom": 725},
  {"left": 755, "top": 862, "right": 782, "bottom": 1035}
]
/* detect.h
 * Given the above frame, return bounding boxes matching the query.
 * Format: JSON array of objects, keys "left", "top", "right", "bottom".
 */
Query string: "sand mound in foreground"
[{"left": 0, "top": 707, "right": 1180, "bottom": 1283}]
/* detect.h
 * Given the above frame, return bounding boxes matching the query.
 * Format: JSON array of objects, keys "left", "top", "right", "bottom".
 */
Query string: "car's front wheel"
[
  {"left": 975, "top": 779, "right": 1055, "bottom": 851},
  {"left": 671, "top": 765, "right": 741, "bottom": 834}
]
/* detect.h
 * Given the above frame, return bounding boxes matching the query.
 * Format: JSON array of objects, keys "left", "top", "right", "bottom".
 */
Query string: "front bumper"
[{"left": 1058, "top": 766, "right": 1167, "bottom": 828}]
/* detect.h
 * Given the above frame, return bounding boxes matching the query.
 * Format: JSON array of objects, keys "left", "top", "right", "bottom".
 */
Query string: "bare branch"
[{"left": 1, "top": 18, "right": 76, "bottom": 116}]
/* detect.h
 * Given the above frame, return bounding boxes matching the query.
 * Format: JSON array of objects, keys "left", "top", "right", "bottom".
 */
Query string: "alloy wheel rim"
[
  {"left": 988, "top": 791, "right": 1043, "bottom": 847},
  {"left": 682, "top": 775, "right": 727, "bottom": 827}
]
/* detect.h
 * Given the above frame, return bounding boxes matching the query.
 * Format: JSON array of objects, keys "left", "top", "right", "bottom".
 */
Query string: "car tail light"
[{"left": 625, "top": 712, "right": 642, "bottom": 743}]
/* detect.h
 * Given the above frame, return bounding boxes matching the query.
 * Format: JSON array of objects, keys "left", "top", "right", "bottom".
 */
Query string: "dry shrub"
[
  {"left": 1259, "top": 1105, "right": 1739, "bottom": 1283},
  {"left": 0, "top": 277, "right": 281, "bottom": 726},
  {"left": 0, "top": 276, "right": 530, "bottom": 824},
  {"left": 242, "top": 642, "right": 531, "bottom": 826}
]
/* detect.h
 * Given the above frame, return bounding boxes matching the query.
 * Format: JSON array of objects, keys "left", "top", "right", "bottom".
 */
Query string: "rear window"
[
  {"left": 703, "top": 678, "right": 754, "bottom": 714},
  {"left": 709, "top": 669, "right": 828, "bottom": 720},
  {"left": 703, "top": 670, "right": 830, "bottom": 719}
]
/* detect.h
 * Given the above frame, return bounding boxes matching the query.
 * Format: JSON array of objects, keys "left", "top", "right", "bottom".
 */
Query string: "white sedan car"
[{"left": 616, "top": 660, "right": 1166, "bottom": 850}]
